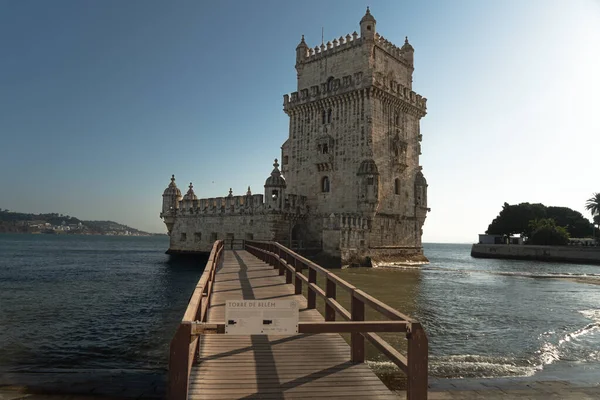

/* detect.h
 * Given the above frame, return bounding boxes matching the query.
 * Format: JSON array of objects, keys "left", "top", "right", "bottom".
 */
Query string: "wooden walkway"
[
  {"left": 169, "top": 241, "right": 428, "bottom": 400},
  {"left": 188, "top": 250, "right": 398, "bottom": 399}
]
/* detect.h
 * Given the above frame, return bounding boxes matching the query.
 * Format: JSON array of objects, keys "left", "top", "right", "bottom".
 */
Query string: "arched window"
[
  {"left": 327, "top": 109, "right": 332, "bottom": 123},
  {"left": 395, "top": 113, "right": 400, "bottom": 126},
  {"left": 321, "top": 176, "right": 330, "bottom": 193},
  {"left": 327, "top": 77, "right": 334, "bottom": 91},
  {"left": 394, "top": 178, "right": 400, "bottom": 195},
  {"left": 322, "top": 110, "right": 326, "bottom": 125}
]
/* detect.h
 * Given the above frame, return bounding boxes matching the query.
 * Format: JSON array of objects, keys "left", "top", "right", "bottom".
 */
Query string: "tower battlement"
[
  {"left": 284, "top": 79, "right": 427, "bottom": 113},
  {"left": 175, "top": 193, "right": 308, "bottom": 217},
  {"left": 301, "top": 31, "right": 362, "bottom": 64}
]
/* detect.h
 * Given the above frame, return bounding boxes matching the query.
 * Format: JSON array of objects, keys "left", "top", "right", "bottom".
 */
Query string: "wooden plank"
[
  {"left": 354, "top": 288, "right": 415, "bottom": 322},
  {"left": 363, "top": 332, "right": 408, "bottom": 374},
  {"left": 350, "top": 294, "right": 365, "bottom": 363},
  {"left": 298, "top": 321, "right": 407, "bottom": 334},
  {"left": 407, "top": 322, "right": 428, "bottom": 400},
  {"left": 168, "top": 323, "right": 192, "bottom": 400},
  {"left": 326, "top": 272, "right": 356, "bottom": 293},
  {"left": 325, "top": 277, "right": 336, "bottom": 321},
  {"left": 308, "top": 282, "right": 326, "bottom": 299},
  {"left": 326, "top": 297, "right": 351, "bottom": 321},
  {"left": 185, "top": 249, "right": 400, "bottom": 400}
]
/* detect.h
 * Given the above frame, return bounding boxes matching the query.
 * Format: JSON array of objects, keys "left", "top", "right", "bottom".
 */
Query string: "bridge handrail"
[
  {"left": 168, "top": 240, "right": 224, "bottom": 400},
  {"left": 244, "top": 240, "right": 428, "bottom": 400}
]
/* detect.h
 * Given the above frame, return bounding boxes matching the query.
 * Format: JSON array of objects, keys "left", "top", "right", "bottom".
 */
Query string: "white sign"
[{"left": 225, "top": 299, "right": 299, "bottom": 334}]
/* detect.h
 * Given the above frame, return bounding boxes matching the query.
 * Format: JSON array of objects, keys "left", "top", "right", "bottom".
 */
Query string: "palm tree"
[{"left": 586, "top": 193, "right": 600, "bottom": 242}]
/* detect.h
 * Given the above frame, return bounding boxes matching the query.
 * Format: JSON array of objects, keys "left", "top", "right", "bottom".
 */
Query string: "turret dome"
[
  {"left": 360, "top": 7, "right": 376, "bottom": 24},
  {"left": 401, "top": 36, "right": 414, "bottom": 52},
  {"left": 264, "top": 159, "right": 287, "bottom": 187},
  {"left": 183, "top": 182, "right": 197, "bottom": 200},
  {"left": 163, "top": 175, "right": 182, "bottom": 197},
  {"left": 357, "top": 159, "right": 379, "bottom": 175},
  {"left": 296, "top": 35, "right": 308, "bottom": 50}
]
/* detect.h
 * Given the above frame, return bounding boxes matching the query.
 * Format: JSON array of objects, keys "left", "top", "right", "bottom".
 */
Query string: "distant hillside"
[{"left": 0, "top": 209, "right": 162, "bottom": 236}]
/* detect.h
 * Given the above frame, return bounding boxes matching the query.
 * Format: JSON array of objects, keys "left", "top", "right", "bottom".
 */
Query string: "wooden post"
[
  {"left": 168, "top": 323, "right": 192, "bottom": 400},
  {"left": 407, "top": 322, "right": 429, "bottom": 400},
  {"left": 286, "top": 255, "right": 293, "bottom": 284},
  {"left": 279, "top": 251, "right": 285, "bottom": 276},
  {"left": 325, "top": 277, "right": 336, "bottom": 321},
  {"left": 350, "top": 293, "right": 365, "bottom": 363},
  {"left": 307, "top": 267, "right": 317, "bottom": 309},
  {"left": 294, "top": 258, "right": 303, "bottom": 295}
]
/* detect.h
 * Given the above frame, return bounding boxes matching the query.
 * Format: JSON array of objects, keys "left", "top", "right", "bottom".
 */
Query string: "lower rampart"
[{"left": 471, "top": 244, "right": 600, "bottom": 265}]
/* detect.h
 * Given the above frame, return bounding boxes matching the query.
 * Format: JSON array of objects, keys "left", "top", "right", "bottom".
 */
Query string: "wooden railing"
[
  {"left": 168, "top": 240, "right": 224, "bottom": 400},
  {"left": 224, "top": 238, "right": 245, "bottom": 250},
  {"left": 245, "top": 240, "right": 428, "bottom": 400}
]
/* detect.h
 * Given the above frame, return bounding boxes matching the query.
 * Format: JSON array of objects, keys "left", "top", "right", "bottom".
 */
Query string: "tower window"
[
  {"left": 395, "top": 114, "right": 400, "bottom": 125},
  {"left": 327, "top": 109, "right": 332, "bottom": 123},
  {"left": 327, "top": 77, "right": 334, "bottom": 91},
  {"left": 272, "top": 190, "right": 279, "bottom": 200},
  {"left": 367, "top": 25, "right": 371, "bottom": 31},
  {"left": 180, "top": 233, "right": 187, "bottom": 242},
  {"left": 367, "top": 176, "right": 374, "bottom": 185},
  {"left": 283, "top": 155, "right": 289, "bottom": 164},
  {"left": 394, "top": 179, "right": 400, "bottom": 195},
  {"left": 322, "top": 143, "right": 329, "bottom": 154},
  {"left": 194, "top": 232, "right": 202, "bottom": 242},
  {"left": 322, "top": 110, "right": 326, "bottom": 125},
  {"left": 321, "top": 176, "right": 330, "bottom": 192}
]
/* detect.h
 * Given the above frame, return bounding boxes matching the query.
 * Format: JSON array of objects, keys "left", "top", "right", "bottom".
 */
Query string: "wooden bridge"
[{"left": 169, "top": 240, "right": 428, "bottom": 400}]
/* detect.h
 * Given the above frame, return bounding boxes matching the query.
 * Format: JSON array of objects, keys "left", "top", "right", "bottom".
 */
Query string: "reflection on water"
[{"left": 0, "top": 236, "right": 599, "bottom": 389}]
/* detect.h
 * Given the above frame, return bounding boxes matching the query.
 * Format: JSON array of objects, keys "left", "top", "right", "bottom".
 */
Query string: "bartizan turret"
[
  {"left": 161, "top": 175, "right": 182, "bottom": 234},
  {"left": 264, "top": 159, "right": 287, "bottom": 211}
]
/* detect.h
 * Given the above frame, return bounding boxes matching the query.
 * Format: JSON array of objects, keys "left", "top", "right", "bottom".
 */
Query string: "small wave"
[
  {"left": 368, "top": 355, "right": 537, "bottom": 378},
  {"left": 580, "top": 309, "right": 600, "bottom": 322},
  {"left": 423, "top": 266, "right": 600, "bottom": 282},
  {"left": 537, "top": 342, "right": 560, "bottom": 366},
  {"left": 535, "top": 309, "right": 600, "bottom": 368}
]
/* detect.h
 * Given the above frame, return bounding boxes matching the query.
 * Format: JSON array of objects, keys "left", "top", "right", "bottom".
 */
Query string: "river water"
[{"left": 0, "top": 235, "right": 599, "bottom": 391}]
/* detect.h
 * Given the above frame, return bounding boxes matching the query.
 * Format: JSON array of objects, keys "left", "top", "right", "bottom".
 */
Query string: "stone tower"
[{"left": 282, "top": 8, "right": 429, "bottom": 265}]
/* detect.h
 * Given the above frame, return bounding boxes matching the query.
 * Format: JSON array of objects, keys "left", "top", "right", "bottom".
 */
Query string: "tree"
[
  {"left": 587, "top": 193, "right": 600, "bottom": 242},
  {"left": 585, "top": 193, "right": 600, "bottom": 217},
  {"left": 486, "top": 202, "right": 546, "bottom": 237},
  {"left": 527, "top": 218, "right": 570, "bottom": 246},
  {"left": 547, "top": 206, "right": 595, "bottom": 238},
  {"left": 487, "top": 202, "right": 597, "bottom": 238}
]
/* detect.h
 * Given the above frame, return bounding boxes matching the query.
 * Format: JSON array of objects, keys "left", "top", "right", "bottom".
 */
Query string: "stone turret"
[
  {"left": 182, "top": 182, "right": 197, "bottom": 210},
  {"left": 296, "top": 35, "right": 309, "bottom": 65},
  {"left": 414, "top": 170, "right": 428, "bottom": 208},
  {"left": 161, "top": 175, "right": 182, "bottom": 234},
  {"left": 360, "top": 7, "right": 376, "bottom": 40},
  {"left": 162, "top": 175, "right": 182, "bottom": 213},
  {"left": 264, "top": 159, "right": 286, "bottom": 210},
  {"left": 401, "top": 36, "right": 414, "bottom": 65}
]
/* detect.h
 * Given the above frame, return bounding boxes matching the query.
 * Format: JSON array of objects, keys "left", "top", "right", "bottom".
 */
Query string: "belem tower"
[{"left": 160, "top": 8, "right": 430, "bottom": 266}]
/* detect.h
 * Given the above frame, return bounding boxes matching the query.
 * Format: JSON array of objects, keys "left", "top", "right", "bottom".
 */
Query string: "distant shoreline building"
[{"left": 161, "top": 8, "right": 430, "bottom": 265}]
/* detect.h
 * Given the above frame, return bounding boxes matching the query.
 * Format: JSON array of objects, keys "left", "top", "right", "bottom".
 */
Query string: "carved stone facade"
[{"left": 161, "top": 8, "right": 430, "bottom": 265}]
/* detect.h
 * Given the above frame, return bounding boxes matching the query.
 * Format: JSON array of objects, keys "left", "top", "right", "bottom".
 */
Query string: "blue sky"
[{"left": 1, "top": 0, "right": 598, "bottom": 242}]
